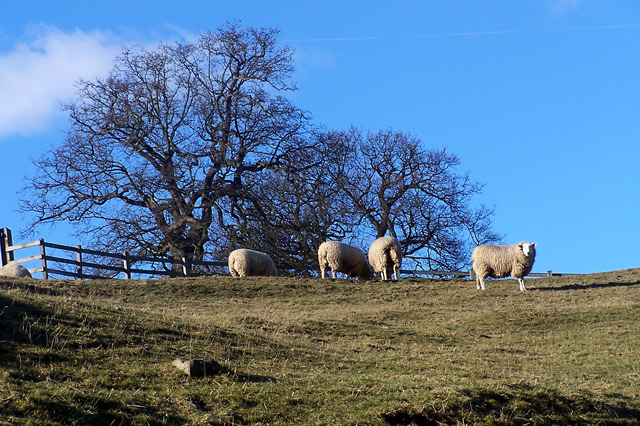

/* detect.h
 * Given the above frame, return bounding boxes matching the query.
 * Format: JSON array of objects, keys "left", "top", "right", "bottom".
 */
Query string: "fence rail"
[
  {"left": 1, "top": 227, "right": 562, "bottom": 280},
  {"left": 0, "top": 228, "right": 229, "bottom": 280}
]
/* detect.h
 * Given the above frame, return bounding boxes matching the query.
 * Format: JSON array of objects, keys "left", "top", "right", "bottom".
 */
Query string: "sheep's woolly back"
[
  {"left": 0, "top": 262, "right": 32, "bottom": 278},
  {"left": 317, "top": 241, "right": 372, "bottom": 280},
  {"left": 368, "top": 236, "right": 402, "bottom": 280},
  {"left": 228, "top": 249, "right": 277, "bottom": 277},
  {"left": 472, "top": 242, "right": 536, "bottom": 279}
]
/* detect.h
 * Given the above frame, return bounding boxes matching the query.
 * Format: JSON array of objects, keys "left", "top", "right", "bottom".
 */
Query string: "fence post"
[
  {"left": 40, "top": 239, "right": 48, "bottom": 280},
  {"left": 76, "top": 245, "right": 83, "bottom": 280},
  {"left": 546, "top": 270, "right": 553, "bottom": 277},
  {"left": 0, "top": 227, "right": 14, "bottom": 266},
  {"left": 468, "top": 268, "right": 475, "bottom": 281},
  {"left": 182, "top": 256, "right": 190, "bottom": 277},
  {"left": 0, "top": 228, "right": 6, "bottom": 266},
  {"left": 123, "top": 251, "right": 131, "bottom": 280}
]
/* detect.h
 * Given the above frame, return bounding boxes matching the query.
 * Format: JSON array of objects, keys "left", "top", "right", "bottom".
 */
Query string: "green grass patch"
[{"left": 1, "top": 270, "right": 639, "bottom": 425}]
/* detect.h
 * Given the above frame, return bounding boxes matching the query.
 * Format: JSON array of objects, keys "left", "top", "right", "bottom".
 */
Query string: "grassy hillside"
[{"left": 1, "top": 270, "right": 639, "bottom": 425}]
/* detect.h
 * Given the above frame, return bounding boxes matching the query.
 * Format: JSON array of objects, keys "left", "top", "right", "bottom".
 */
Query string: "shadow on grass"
[
  {"left": 6, "top": 393, "right": 186, "bottom": 426},
  {"left": 1, "top": 280, "right": 70, "bottom": 366},
  {"left": 0, "top": 295, "right": 69, "bottom": 364},
  {"left": 382, "top": 386, "right": 640, "bottom": 425},
  {"left": 223, "top": 367, "right": 276, "bottom": 384},
  {"left": 0, "top": 279, "right": 61, "bottom": 296},
  {"left": 0, "top": 292, "right": 185, "bottom": 369},
  {"left": 535, "top": 280, "right": 640, "bottom": 292}
]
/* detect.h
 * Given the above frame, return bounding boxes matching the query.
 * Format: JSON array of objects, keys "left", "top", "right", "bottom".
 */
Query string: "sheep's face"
[
  {"left": 359, "top": 269, "right": 374, "bottom": 281},
  {"left": 519, "top": 242, "right": 536, "bottom": 257}
]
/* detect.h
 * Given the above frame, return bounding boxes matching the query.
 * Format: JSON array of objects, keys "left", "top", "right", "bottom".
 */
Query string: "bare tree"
[
  {"left": 328, "top": 127, "right": 500, "bottom": 270},
  {"left": 21, "top": 23, "right": 310, "bottom": 270},
  {"left": 215, "top": 131, "right": 363, "bottom": 273}
]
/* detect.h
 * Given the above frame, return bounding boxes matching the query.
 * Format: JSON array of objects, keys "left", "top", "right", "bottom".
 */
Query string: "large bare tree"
[{"left": 21, "top": 23, "right": 310, "bottom": 268}]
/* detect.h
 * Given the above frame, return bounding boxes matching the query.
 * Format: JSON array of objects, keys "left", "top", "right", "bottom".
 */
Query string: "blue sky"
[{"left": 1, "top": 0, "right": 639, "bottom": 274}]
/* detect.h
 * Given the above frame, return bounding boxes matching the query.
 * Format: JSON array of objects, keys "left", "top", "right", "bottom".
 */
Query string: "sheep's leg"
[
  {"left": 320, "top": 267, "right": 326, "bottom": 279},
  {"left": 477, "top": 276, "right": 485, "bottom": 290},
  {"left": 393, "top": 265, "right": 399, "bottom": 281},
  {"left": 518, "top": 278, "right": 527, "bottom": 291},
  {"left": 331, "top": 270, "right": 337, "bottom": 280}
]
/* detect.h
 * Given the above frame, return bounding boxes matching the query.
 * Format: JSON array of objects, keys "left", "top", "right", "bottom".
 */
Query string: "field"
[{"left": 1, "top": 270, "right": 639, "bottom": 425}]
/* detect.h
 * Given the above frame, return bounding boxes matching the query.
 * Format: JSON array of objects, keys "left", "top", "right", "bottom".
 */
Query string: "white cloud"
[
  {"left": 293, "top": 47, "right": 337, "bottom": 73},
  {"left": 547, "top": 0, "right": 583, "bottom": 16},
  {"left": 0, "top": 26, "right": 122, "bottom": 138}
]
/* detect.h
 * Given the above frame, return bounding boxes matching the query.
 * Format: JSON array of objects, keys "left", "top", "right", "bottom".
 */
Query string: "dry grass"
[{"left": 1, "top": 269, "right": 639, "bottom": 425}]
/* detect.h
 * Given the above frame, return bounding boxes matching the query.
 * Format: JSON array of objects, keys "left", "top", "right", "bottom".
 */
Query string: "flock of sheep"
[
  {"left": 0, "top": 237, "right": 537, "bottom": 291},
  {"left": 228, "top": 238, "right": 537, "bottom": 291},
  {"left": 229, "top": 236, "right": 403, "bottom": 282}
]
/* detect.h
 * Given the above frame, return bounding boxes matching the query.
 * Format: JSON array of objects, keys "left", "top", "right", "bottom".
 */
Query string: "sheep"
[
  {"left": 0, "top": 262, "right": 33, "bottom": 278},
  {"left": 471, "top": 242, "right": 537, "bottom": 291},
  {"left": 317, "top": 241, "right": 373, "bottom": 280},
  {"left": 228, "top": 248, "right": 277, "bottom": 277},
  {"left": 368, "top": 236, "right": 402, "bottom": 281}
]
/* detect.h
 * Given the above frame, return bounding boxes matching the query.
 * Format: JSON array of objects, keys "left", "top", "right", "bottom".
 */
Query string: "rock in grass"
[
  {"left": 0, "top": 262, "right": 32, "bottom": 278},
  {"left": 172, "top": 357, "right": 223, "bottom": 377}
]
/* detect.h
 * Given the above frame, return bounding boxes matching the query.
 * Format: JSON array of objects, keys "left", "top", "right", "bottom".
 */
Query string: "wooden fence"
[
  {"left": 1, "top": 227, "right": 558, "bottom": 280},
  {"left": 0, "top": 227, "right": 228, "bottom": 280}
]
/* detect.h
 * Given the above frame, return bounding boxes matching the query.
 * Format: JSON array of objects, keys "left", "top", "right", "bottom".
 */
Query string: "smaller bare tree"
[{"left": 328, "top": 127, "right": 500, "bottom": 270}]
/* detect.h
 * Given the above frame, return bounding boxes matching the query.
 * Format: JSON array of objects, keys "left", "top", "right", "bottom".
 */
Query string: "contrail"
[{"left": 284, "top": 23, "right": 640, "bottom": 43}]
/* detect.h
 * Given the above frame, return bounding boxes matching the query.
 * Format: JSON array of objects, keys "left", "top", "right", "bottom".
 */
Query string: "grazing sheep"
[
  {"left": 0, "top": 262, "right": 32, "bottom": 278},
  {"left": 317, "top": 241, "right": 373, "bottom": 280},
  {"left": 471, "top": 242, "right": 537, "bottom": 291},
  {"left": 368, "top": 236, "right": 402, "bottom": 281},
  {"left": 228, "top": 249, "right": 277, "bottom": 277}
]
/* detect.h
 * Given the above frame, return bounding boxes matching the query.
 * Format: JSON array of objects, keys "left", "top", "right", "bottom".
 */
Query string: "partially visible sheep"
[
  {"left": 0, "top": 262, "right": 32, "bottom": 278},
  {"left": 228, "top": 249, "right": 277, "bottom": 277},
  {"left": 368, "top": 236, "right": 402, "bottom": 281},
  {"left": 317, "top": 241, "right": 373, "bottom": 280},
  {"left": 471, "top": 242, "right": 537, "bottom": 291}
]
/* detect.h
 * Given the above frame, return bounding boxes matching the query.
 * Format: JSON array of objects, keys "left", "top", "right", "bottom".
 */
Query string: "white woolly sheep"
[
  {"left": 228, "top": 248, "right": 277, "bottom": 277},
  {"left": 317, "top": 241, "right": 373, "bottom": 280},
  {"left": 368, "top": 236, "right": 402, "bottom": 281},
  {"left": 0, "top": 262, "right": 33, "bottom": 278},
  {"left": 471, "top": 242, "right": 537, "bottom": 291}
]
